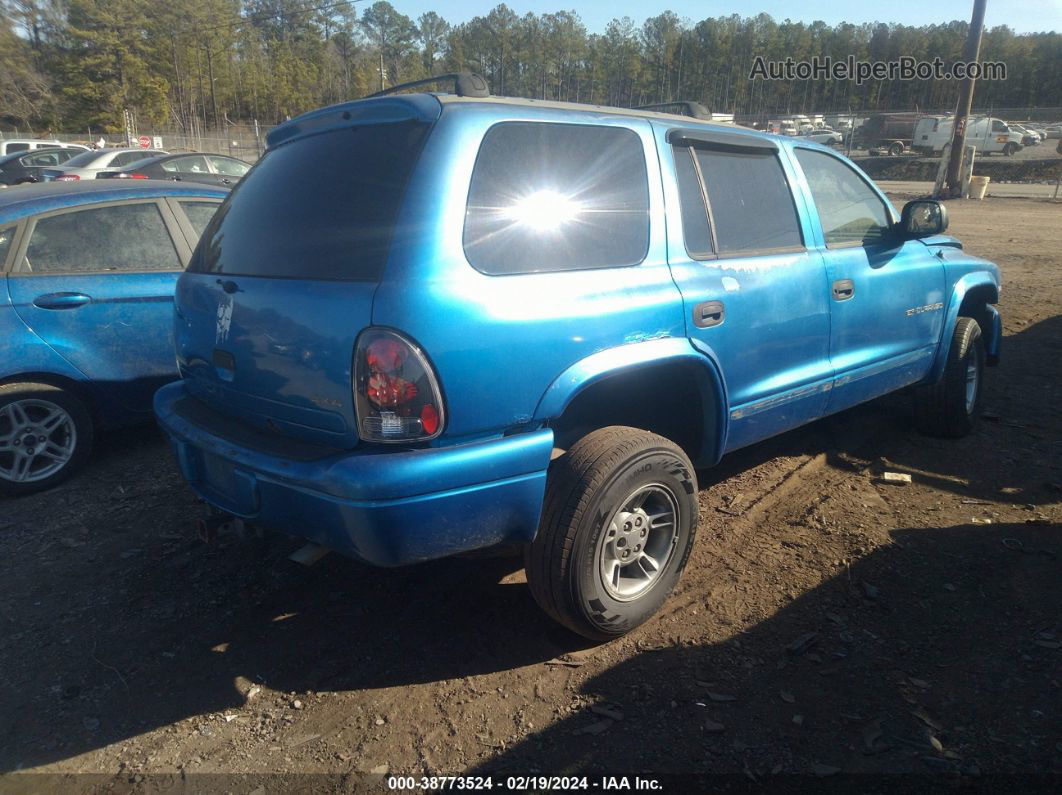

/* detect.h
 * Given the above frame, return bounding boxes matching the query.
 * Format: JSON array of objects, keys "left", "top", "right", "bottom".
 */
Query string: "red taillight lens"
[
  {"left": 129, "top": 173, "right": 148, "bottom": 179},
  {"left": 354, "top": 329, "right": 444, "bottom": 442},
  {"left": 55, "top": 174, "right": 79, "bottom": 181}
]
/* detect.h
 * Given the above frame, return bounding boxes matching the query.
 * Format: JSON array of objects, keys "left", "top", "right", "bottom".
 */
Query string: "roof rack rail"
[
  {"left": 365, "top": 72, "right": 490, "bottom": 99},
  {"left": 635, "top": 101, "right": 712, "bottom": 120}
]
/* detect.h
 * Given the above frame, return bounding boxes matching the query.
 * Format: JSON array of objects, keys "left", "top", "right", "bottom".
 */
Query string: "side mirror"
[{"left": 900, "top": 200, "right": 948, "bottom": 238}]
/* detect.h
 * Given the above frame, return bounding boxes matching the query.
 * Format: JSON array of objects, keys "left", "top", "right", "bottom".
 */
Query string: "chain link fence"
[{"left": 1, "top": 124, "right": 270, "bottom": 163}]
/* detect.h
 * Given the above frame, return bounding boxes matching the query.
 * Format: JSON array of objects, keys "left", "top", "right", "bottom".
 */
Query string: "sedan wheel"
[{"left": 0, "top": 383, "right": 94, "bottom": 496}]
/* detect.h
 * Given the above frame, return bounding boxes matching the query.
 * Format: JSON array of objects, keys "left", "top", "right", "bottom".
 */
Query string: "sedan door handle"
[
  {"left": 32, "top": 292, "right": 91, "bottom": 310},
  {"left": 831, "top": 279, "right": 855, "bottom": 301}
]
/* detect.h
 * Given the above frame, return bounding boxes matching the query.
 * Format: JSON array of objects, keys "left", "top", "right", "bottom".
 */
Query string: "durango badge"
[{"left": 216, "top": 295, "right": 233, "bottom": 344}]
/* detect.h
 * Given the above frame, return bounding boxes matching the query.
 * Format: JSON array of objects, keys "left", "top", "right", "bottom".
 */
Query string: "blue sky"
[{"left": 384, "top": 1, "right": 1061, "bottom": 35}]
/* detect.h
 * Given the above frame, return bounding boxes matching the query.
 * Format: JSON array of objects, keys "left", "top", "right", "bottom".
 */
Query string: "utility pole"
[
  {"left": 379, "top": 52, "right": 386, "bottom": 91},
  {"left": 944, "top": 0, "right": 988, "bottom": 198}
]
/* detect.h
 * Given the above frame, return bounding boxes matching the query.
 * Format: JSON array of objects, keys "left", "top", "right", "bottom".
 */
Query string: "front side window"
[
  {"left": 463, "top": 122, "right": 650, "bottom": 275},
  {"left": 23, "top": 203, "right": 181, "bottom": 274},
  {"left": 795, "top": 149, "right": 892, "bottom": 247},
  {"left": 692, "top": 147, "right": 803, "bottom": 255},
  {"left": 7, "top": 143, "right": 29, "bottom": 153}
]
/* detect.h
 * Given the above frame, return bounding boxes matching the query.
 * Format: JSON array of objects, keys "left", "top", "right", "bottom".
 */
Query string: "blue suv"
[{"left": 155, "top": 79, "right": 1001, "bottom": 639}]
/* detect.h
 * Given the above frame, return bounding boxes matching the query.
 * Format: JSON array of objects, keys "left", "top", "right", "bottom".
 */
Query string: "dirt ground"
[{"left": 1, "top": 194, "right": 1060, "bottom": 791}]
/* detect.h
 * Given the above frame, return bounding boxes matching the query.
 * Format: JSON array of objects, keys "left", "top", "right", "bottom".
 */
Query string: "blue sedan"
[{"left": 0, "top": 181, "right": 228, "bottom": 495}]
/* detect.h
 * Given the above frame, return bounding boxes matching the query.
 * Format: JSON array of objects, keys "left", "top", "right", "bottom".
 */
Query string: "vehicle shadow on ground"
[
  {"left": 467, "top": 521, "right": 1061, "bottom": 777},
  {"left": 1, "top": 316, "right": 1058, "bottom": 771}
]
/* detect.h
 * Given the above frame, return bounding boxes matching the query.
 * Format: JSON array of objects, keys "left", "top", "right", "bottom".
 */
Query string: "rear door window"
[
  {"left": 164, "top": 155, "right": 210, "bottom": 174},
  {"left": 207, "top": 156, "right": 249, "bottom": 177},
  {"left": 22, "top": 202, "right": 181, "bottom": 274},
  {"left": 689, "top": 146, "right": 803, "bottom": 255},
  {"left": 463, "top": 122, "right": 650, "bottom": 275},
  {"left": 189, "top": 120, "right": 431, "bottom": 280}
]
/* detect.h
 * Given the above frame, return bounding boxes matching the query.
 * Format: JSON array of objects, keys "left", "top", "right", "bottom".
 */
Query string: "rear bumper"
[{"left": 154, "top": 381, "right": 552, "bottom": 566}]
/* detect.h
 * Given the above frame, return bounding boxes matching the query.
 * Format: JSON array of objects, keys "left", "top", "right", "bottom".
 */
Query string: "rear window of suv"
[
  {"left": 463, "top": 122, "right": 650, "bottom": 275},
  {"left": 188, "top": 121, "right": 430, "bottom": 280}
]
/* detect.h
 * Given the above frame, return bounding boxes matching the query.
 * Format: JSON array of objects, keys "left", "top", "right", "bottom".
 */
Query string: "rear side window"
[
  {"left": 463, "top": 122, "right": 649, "bottom": 275},
  {"left": 23, "top": 203, "right": 181, "bottom": 274},
  {"left": 179, "top": 200, "right": 221, "bottom": 239},
  {"left": 0, "top": 226, "right": 14, "bottom": 269},
  {"left": 692, "top": 147, "right": 802, "bottom": 255},
  {"left": 190, "top": 121, "right": 430, "bottom": 280}
]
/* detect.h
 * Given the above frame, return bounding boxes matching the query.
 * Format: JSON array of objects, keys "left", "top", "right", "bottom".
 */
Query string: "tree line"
[{"left": 2, "top": 0, "right": 1060, "bottom": 134}]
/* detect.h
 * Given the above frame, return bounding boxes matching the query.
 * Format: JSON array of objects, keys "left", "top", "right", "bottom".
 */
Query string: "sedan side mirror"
[{"left": 900, "top": 200, "right": 948, "bottom": 238}]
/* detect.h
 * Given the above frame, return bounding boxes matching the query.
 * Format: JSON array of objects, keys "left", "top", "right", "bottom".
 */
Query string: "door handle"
[
  {"left": 694, "top": 301, "right": 725, "bottom": 328},
  {"left": 832, "top": 279, "right": 855, "bottom": 301},
  {"left": 33, "top": 292, "right": 91, "bottom": 310}
]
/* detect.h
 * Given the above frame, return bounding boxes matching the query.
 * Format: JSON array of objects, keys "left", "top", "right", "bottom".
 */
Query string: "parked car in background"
[
  {"left": 155, "top": 86, "right": 1002, "bottom": 640},
  {"left": 797, "top": 128, "right": 843, "bottom": 146},
  {"left": 1040, "top": 125, "right": 1061, "bottom": 139},
  {"left": 98, "top": 153, "right": 251, "bottom": 187},
  {"left": 0, "top": 181, "right": 227, "bottom": 495},
  {"left": 0, "top": 147, "right": 89, "bottom": 186},
  {"left": 41, "top": 148, "right": 167, "bottom": 182},
  {"left": 0, "top": 140, "right": 89, "bottom": 157},
  {"left": 1006, "top": 124, "right": 1040, "bottom": 146}
]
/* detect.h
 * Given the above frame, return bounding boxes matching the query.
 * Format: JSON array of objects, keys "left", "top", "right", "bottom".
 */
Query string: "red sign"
[{"left": 137, "top": 135, "right": 151, "bottom": 148}]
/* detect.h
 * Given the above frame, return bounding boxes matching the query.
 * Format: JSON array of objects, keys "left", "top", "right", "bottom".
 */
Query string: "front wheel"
[
  {"left": 525, "top": 426, "right": 698, "bottom": 641},
  {"left": 0, "top": 383, "right": 94, "bottom": 496},
  {"left": 888, "top": 141, "right": 904, "bottom": 156},
  {"left": 914, "top": 317, "right": 985, "bottom": 438},
  {"left": 1003, "top": 143, "right": 1018, "bottom": 156}
]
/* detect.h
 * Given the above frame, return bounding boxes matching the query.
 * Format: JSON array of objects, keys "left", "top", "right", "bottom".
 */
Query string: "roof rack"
[
  {"left": 365, "top": 72, "right": 490, "bottom": 99},
  {"left": 635, "top": 101, "right": 712, "bottom": 120}
]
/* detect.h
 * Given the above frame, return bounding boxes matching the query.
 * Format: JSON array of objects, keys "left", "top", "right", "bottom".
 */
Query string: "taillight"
[
  {"left": 55, "top": 174, "right": 79, "bottom": 181},
  {"left": 128, "top": 173, "right": 148, "bottom": 179},
  {"left": 354, "top": 329, "right": 444, "bottom": 443}
]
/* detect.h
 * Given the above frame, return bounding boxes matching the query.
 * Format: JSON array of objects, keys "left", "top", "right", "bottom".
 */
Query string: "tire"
[
  {"left": 888, "top": 142, "right": 904, "bottom": 156},
  {"left": 525, "top": 426, "right": 698, "bottom": 641},
  {"left": 914, "top": 317, "right": 985, "bottom": 438},
  {"left": 0, "top": 383, "right": 94, "bottom": 496},
  {"left": 1003, "top": 143, "right": 1018, "bottom": 156}
]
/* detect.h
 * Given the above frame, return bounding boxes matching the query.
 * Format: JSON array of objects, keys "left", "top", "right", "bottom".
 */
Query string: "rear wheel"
[
  {"left": 526, "top": 426, "right": 698, "bottom": 641},
  {"left": 914, "top": 317, "right": 984, "bottom": 438},
  {"left": 888, "top": 141, "right": 904, "bottom": 156},
  {"left": 0, "top": 383, "right": 94, "bottom": 496}
]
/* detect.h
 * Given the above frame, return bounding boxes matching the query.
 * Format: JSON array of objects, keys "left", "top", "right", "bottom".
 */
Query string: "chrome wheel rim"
[
  {"left": 0, "top": 399, "right": 77, "bottom": 483},
  {"left": 965, "top": 358, "right": 980, "bottom": 414},
  {"left": 597, "top": 483, "right": 680, "bottom": 602}
]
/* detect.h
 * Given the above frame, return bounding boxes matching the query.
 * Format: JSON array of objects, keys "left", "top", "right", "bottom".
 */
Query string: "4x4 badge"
[{"left": 216, "top": 295, "right": 234, "bottom": 343}]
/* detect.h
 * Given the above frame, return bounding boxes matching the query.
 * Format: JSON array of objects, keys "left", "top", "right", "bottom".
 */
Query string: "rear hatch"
[{"left": 175, "top": 100, "right": 437, "bottom": 449}]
